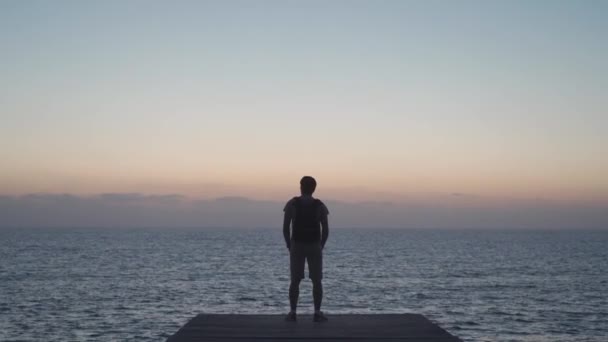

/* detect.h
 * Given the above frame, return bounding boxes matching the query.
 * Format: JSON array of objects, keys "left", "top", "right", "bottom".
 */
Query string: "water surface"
[{"left": 1, "top": 228, "right": 606, "bottom": 341}]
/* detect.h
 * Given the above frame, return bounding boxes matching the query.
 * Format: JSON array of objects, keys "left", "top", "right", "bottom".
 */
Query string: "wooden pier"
[{"left": 166, "top": 314, "right": 462, "bottom": 341}]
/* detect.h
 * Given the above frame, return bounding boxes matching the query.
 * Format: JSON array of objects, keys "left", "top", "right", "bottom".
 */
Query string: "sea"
[{"left": 1, "top": 228, "right": 606, "bottom": 342}]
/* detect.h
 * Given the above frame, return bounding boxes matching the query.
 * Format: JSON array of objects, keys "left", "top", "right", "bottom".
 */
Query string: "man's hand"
[{"left": 286, "top": 242, "right": 291, "bottom": 251}]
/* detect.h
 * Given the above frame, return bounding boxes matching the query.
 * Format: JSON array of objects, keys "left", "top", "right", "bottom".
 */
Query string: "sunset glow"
[{"left": 1, "top": 1, "right": 607, "bottom": 212}]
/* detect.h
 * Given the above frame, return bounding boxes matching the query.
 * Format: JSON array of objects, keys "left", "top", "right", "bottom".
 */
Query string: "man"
[{"left": 283, "top": 176, "right": 329, "bottom": 322}]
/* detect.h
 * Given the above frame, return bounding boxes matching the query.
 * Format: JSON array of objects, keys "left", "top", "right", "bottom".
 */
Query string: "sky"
[{"left": 1, "top": 1, "right": 606, "bottom": 228}]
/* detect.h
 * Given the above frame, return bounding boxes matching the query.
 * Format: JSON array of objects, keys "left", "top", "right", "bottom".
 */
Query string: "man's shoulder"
[
  {"left": 314, "top": 197, "right": 326, "bottom": 205},
  {"left": 283, "top": 197, "right": 299, "bottom": 212},
  {"left": 314, "top": 198, "right": 329, "bottom": 216}
]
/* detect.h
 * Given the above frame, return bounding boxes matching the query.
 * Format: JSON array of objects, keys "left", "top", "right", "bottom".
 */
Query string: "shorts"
[{"left": 290, "top": 240, "right": 323, "bottom": 281}]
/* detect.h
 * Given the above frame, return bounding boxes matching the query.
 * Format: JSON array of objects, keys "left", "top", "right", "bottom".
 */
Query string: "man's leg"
[
  {"left": 289, "top": 242, "right": 305, "bottom": 314},
  {"left": 289, "top": 278, "right": 301, "bottom": 312},
  {"left": 312, "top": 278, "right": 322, "bottom": 312},
  {"left": 308, "top": 242, "right": 326, "bottom": 321}
]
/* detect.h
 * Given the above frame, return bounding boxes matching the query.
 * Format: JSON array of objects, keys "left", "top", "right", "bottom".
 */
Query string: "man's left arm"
[
  {"left": 321, "top": 214, "right": 329, "bottom": 249},
  {"left": 283, "top": 211, "right": 292, "bottom": 250}
]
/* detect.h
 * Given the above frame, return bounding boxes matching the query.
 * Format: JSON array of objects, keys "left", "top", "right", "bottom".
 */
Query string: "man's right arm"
[{"left": 283, "top": 211, "right": 291, "bottom": 250}]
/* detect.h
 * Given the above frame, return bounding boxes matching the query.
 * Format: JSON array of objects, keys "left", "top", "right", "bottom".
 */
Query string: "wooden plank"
[{"left": 166, "top": 314, "right": 462, "bottom": 342}]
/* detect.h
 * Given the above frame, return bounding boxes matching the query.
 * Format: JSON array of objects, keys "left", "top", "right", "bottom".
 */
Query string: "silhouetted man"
[{"left": 283, "top": 176, "right": 329, "bottom": 322}]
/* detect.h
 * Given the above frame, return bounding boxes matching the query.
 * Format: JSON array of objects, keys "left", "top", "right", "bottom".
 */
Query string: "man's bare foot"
[
  {"left": 285, "top": 311, "right": 297, "bottom": 322},
  {"left": 313, "top": 311, "right": 328, "bottom": 322}
]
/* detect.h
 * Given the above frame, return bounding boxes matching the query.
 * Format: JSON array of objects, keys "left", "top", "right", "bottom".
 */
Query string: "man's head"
[{"left": 300, "top": 176, "right": 317, "bottom": 196}]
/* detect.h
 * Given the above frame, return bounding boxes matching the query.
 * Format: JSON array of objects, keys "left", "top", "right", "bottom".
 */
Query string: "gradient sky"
[{"left": 1, "top": 1, "right": 607, "bottom": 210}]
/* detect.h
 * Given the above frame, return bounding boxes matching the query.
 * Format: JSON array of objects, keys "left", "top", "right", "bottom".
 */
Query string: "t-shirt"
[
  {"left": 283, "top": 195, "right": 330, "bottom": 221},
  {"left": 284, "top": 196, "right": 329, "bottom": 243},
  {"left": 284, "top": 195, "right": 329, "bottom": 242}
]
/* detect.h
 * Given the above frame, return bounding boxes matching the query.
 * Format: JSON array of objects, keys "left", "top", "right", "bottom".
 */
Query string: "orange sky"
[{"left": 1, "top": 1, "right": 607, "bottom": 207}]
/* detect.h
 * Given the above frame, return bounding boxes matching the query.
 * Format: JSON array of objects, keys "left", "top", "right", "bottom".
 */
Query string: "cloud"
[{"left": 0, "top": 193, "right": 606, "bottom": 229}]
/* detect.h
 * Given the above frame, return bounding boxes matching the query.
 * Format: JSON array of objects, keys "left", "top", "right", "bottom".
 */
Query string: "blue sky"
[{"left": 0, "top": 1, "right": 607, "bottom": 227}]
